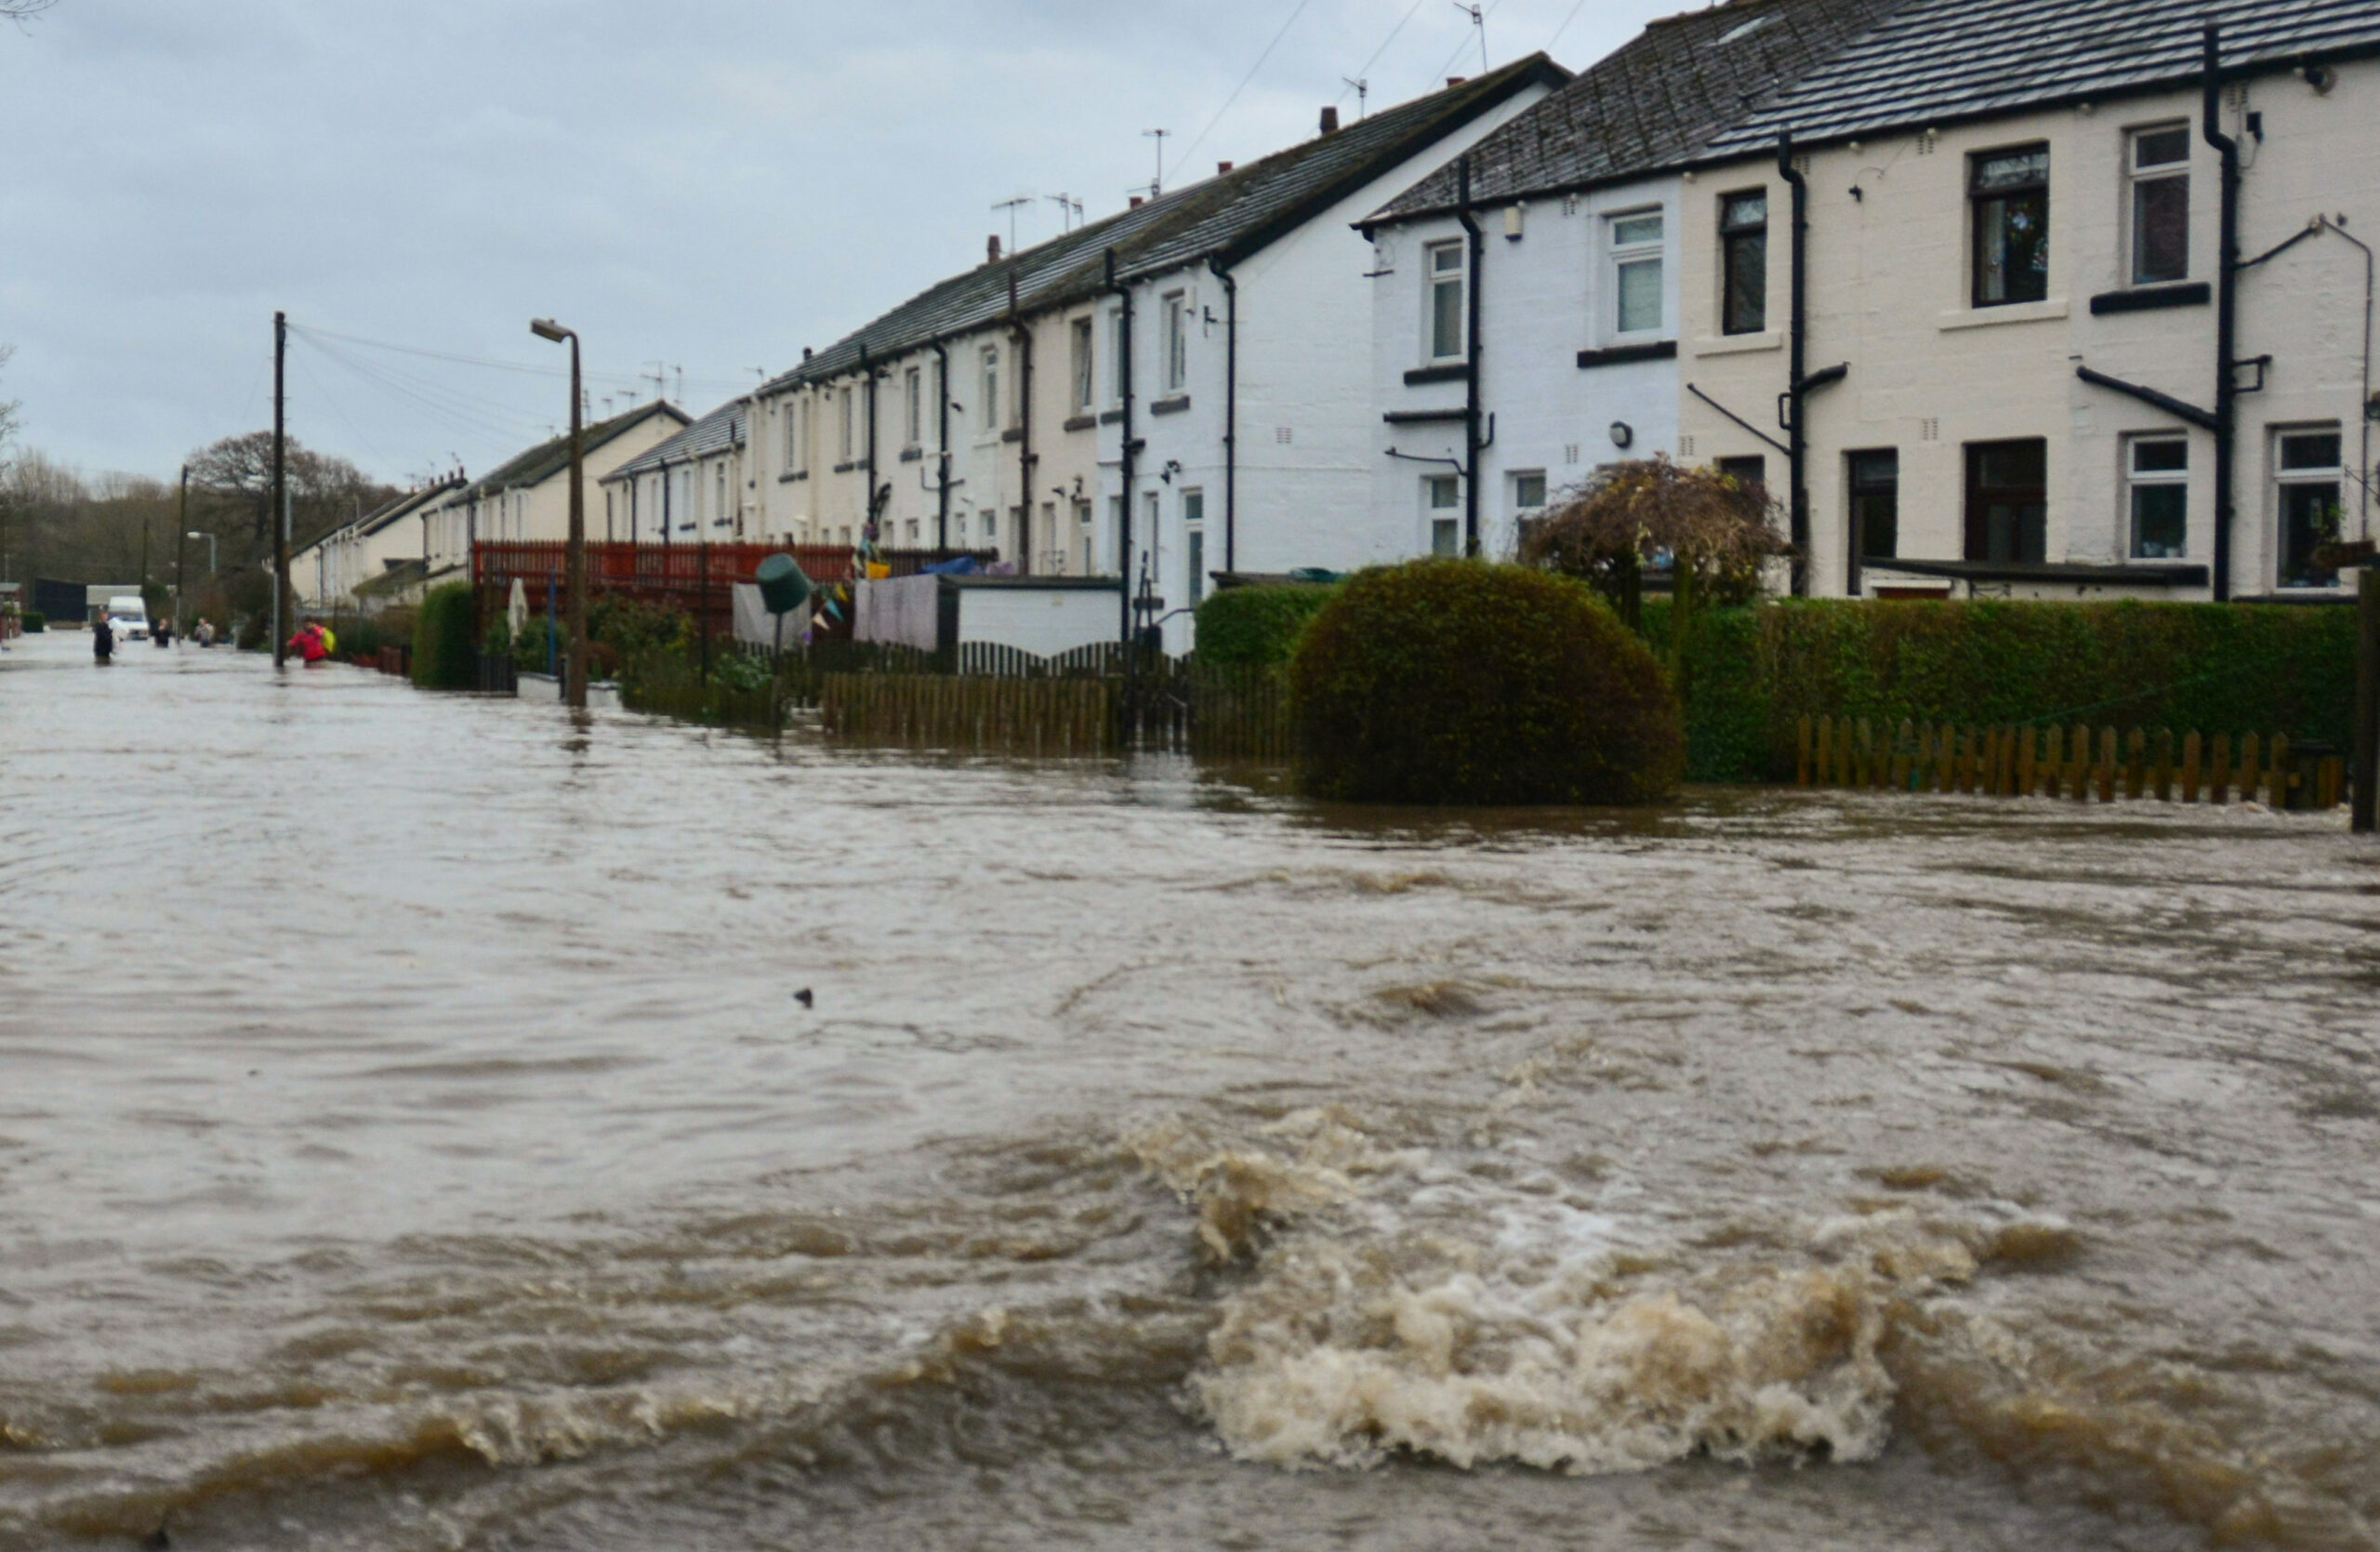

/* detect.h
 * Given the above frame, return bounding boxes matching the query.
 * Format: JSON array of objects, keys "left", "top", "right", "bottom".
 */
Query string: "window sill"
[
  {"left": 1000, "top": 428, "right": 1024, "bottom": 444},
  {"left": 1405, "top": 362, "right": 1470, "bottom": 385},
  {"left": 1692, "top": 329, "right": 1781, "bottom": 356},
  {"left": 1099, "top": 409, "right": 1124, "bottom": 426},
  {"left": 1149, "top": 394, "right": 1192, "bottom": 417},
  {"left": 2089, "top": 282, "right": 2211, "bottom": 315},
  {"left": 898, "top": 446, "right": 923, "bottom": 463},
  {"left": 1938, "top": 298, "right": 2069, "bottom": 331},
  {"left": 1062, "top": 414, "right": 1098, "bottom": 432},
  {"left": 1577, "top": 339, "right": 1678, "bottom": 369},
  {"left": 778, "top": 471, "right": 808, "bottom": 484}
]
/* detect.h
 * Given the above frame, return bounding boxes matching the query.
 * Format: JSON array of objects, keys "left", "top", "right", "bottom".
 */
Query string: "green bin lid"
[{"left": 755, "top": 553, "right": 813, "bottom": 616}]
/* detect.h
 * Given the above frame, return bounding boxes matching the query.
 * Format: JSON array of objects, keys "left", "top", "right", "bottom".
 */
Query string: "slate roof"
[
  {"left": 1705, "top": 0, "right": 2380, "bottom": 156},
  {"left": 608, "top": 398, "right": 747, "bottom": 481},
  {"left": 353, "top": 477, "right": 463, "bottom": 539},
  {"left": 1374, "top": 0, "right": 1903, "bottom": 220},
  {"left": 468, "top": 400, "right": 690, "bottom": 496},
  {"left": 766, "top": 52, "right": 1569, "bottom": 392}
]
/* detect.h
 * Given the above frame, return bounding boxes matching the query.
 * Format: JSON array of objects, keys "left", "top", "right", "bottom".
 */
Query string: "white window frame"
[
  {"left": 1107, "top": 306, "right": 1127, "bottom": 407},
  {"left": 837, "top": 386, "right": 853, "bottom": 461},
  {"left": 2123, "top": 434, "right": 2189, "bottom": 559},
  {"left": 1423, "top": 472, "right": 1461, "bottom": 557},
  {"left": 2126, "top": 122, "right": 2192, "bottom": 287},
  {"left": 1606, "top": 208, "right": 1666, "bottom": 338},
  {"left": 1182, "top": 488, "right": 1205, "bottom": 604},
  {"left": 1071, "top": 316, "right": 1095, "bottom": 413},
  {"left": 980, "top": 344, "right": 1000, "bottom": 435},
  {"left": 1162, "top": 290, "right": 1188, "bottom": 392},
  {"left": 1424, "top": 239, "right": 1467, "bottom": 363},
  {"left": 904, "top": 365, "right": 922, "bottom": 448},
  {"left": 2273, "top": 426, "right": 2347, "bottom": 589}
]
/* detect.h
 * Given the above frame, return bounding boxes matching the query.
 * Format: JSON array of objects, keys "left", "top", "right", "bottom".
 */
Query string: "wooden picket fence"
[
  {"left": 820, "top": 673, "right": 1115, "bottom": 755},
  {"left": 1795, "top": 715, "right": 2347, "bottom": 809}
]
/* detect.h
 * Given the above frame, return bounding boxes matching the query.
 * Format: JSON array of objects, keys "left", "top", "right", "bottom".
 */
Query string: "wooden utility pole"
[
  {"left": 2356, "top": 563, "right": 2378, "bottom": 833},
  {"left": 175, "top": 466, "right": 189, "bottom": 643},
  {"left": 271, "top": 310, "right": 290, "bottom": 667}
]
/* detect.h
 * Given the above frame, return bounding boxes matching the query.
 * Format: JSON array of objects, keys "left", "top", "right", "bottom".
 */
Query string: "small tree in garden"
[{"left": 1517, "top": 457, "right": 1790, "bottom": 683}]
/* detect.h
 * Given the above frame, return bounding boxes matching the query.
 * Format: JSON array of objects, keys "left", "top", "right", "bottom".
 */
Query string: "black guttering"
[
  {"left": 1456, "top": 155, "right": 1485, "bottom": 558},
  {"left": 1778, "top": 132, "right": 1811, "bottom": 596},
  {"left": 933, "top": 340, "right": 953, "bottom": 550},
  {"left": 1105, "top": 246, "right": 1136, "bottom": 649},
  {"left": 1209, "top": 259, "right": 1238, "bottom": 572},
  {"left": 2203, "top": 22, "right": 2241, "bottom": 604}
]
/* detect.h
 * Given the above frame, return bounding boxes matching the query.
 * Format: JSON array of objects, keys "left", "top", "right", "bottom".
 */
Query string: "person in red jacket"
[{"left": 287, "top": 619, "right": 329, "bottom": 664}]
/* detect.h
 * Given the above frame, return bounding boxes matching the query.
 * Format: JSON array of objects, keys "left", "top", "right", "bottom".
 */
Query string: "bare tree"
[
  {"left": 3, "top": 1, "right": 60, "bottom": 21},
  {"left": 186, "top": 431, "right": 389, "bottom": 550}
]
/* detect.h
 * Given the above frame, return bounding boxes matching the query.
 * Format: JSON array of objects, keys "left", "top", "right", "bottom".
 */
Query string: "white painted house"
[
  {"left": 1680, "top": 0, "right": 2380, "bottom": 601},
  {"left": 602, "top": 398, "right": 751, "bottom": 549},
  {"left": 418, "top": 402, "right": 690, "bottom": 583},
  {"left": 1356, "top": 0, "right": 1897, "bottom": 567}
]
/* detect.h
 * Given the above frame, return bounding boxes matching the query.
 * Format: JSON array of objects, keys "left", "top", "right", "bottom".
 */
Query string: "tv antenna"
[
  {"left": 1142, "top": 127, "right": 1170, "bottom": 198},
  {"left": 1046, "top": 192, "right": 1085, "bottom": 231},
  {"left": 992, "top": 194, "right": 1035, "bottom": 251},
  {"left": 1453, "top": 1, "right": 1487, "bottom": 73},
  {"left": 1342, "top": 76, "right": 1368, "bottom": 118},
  {"left": 642, "top": 362, "right": 669, "bottom": 404}
]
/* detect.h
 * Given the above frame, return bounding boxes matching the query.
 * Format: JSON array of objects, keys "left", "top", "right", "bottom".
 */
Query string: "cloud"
[{"left": 0, "top": 0, "right": 1668, "bottom": 482}]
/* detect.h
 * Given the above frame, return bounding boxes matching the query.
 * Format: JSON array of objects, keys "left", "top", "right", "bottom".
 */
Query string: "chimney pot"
[
  {"left": 1218, "top": 160, "right": 1233, "bottom": 174},
  {"left": 1448, "top": 76, "right": 1466, "bottom": 87},
  {"left": 1130, "top": 194, "right": 1144, "bottom": 208},
  {"left": 986, "top": 233, "right": 1002, "bottom": 263},
  {"left": 1318, "top": 105, "right": 1340, "bottom": 135}
]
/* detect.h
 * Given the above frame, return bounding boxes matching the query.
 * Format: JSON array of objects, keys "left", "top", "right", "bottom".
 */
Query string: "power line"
[
  {"left": 1170, "top": 0, "right": 1316, "bottom": 182},
  {"left": 1338, "top": 0, "right": 1434, "bottom": 105},
  {"left": 1543, "top": 0, "right": 1593, "bottom": 56},
  {"left": 1425, "top": 0, "right": 1503, "bottom": 89}
]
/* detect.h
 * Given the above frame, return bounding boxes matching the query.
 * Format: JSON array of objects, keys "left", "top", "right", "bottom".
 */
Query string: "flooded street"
[{"left": 3, "top": 629, "right": 2377, "bottom": 1551}]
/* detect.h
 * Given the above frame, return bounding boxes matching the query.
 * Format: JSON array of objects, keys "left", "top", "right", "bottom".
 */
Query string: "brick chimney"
[
  {"left": 1217, "top": 160, "right": 1234, "bottom": 175},
  {"left": 986, "top": 233, "right": 1002, "bottom": 264},
  {"left": 1448, "top": 76, "right": 1466, "bottom": 87},
  {"left": 1130, "top": 194, "right": 1144, "bottom": 208},
  {"left": 1318, "top": 105, "right": 1340, "bottom": 135}
]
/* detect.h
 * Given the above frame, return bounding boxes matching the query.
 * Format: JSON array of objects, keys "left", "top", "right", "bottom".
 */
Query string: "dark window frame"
[
  {"left": 1970, "top": 145, "right": 2051, "bottom": 308},
  {"left": 1719, "top": 190, "right": 1768, "bottom": 336},
  {"left": 1846, "top": 448, "right": 1899, "bottom": 566},
  {"left": 1964, "top": 438, "right": 2048, "bottom": 563}
]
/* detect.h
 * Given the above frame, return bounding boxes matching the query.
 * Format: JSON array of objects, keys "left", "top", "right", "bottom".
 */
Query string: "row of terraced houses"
[{"left": 306, "top": 0, "right": 2380, "bottom": 651}]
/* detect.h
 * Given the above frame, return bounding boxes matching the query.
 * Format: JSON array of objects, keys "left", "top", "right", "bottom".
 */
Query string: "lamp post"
[
  {"left": 531, "top": 318, "right": 588, "bottom": 710},
  {"left": 174, "top": 466, "right": 189, "bottom": 645}
]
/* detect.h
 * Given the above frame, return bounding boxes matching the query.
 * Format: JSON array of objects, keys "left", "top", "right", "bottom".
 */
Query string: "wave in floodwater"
[{"left": 3, "top": 633, "right": 2377, "bottom": 1550}]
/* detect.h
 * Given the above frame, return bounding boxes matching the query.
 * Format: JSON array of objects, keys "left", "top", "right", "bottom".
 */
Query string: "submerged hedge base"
[
  {"left": 1194, "top": 583, "right": 1340, "bottom": 669},
  {"left": 1291, "top": 561, "right": 1685, "bottom": 805},
  {"left": 1645, "top": 598, "right": 2358, "bottom": 783}
]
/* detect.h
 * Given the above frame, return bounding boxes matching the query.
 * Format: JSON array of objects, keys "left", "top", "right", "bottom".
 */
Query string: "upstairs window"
[
  {"left": 785, "top": 397, "right": 805, "bottom": 472},
  {"left": 837, "top": 386, "right": 853, "bottom": 461},
  {"left": 1426, "top": 240, "right": 1467, "bottom": 362},
  {"left": 1971, "top": 146, "right": 2050, "bottom": 306},
  {"left": 2128, "top": 125, "right": 2190, "bottom": 285},
  {"left": 1609, "top": 210, "right": 1665, "bottom": 336},
  {"left": 1719, "top": 191, "right": 1768, "bottom": 335},
  {"left": 1071, "top": 316, "right": 1095, "bottom": 413},
  {"left": 904, "top": 365, "right": 922, "bottom": 447},
  {"left": 1107, "top": 306, "right": 1126, "bottom": 404},
  {"left": 980, "top": 344, "right": 1000, "bottom": 432},
  {"left": 1163, "top": 290, "right": 1188, "bottom": 392},
  {"left": 2126, "top": 435, "right": 2188, "bottom": 558}
]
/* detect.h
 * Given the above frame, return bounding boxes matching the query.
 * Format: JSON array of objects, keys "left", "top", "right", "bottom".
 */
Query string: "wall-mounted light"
[{"left": 1609, "top": 421, "right": 1634, "bottom": 449}]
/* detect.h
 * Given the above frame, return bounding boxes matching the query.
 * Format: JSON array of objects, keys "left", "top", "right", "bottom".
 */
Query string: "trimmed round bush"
[{"left": 1289, "top": 560, "right": 1685, "bottom": 805}]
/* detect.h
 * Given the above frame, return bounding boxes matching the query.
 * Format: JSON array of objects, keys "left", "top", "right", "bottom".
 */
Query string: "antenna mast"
[
  {"left": 1453, "top": 2, "right": 1486, "bottom": 73},
  {"left": 1142, "top": 127, "right": 1170, "bottom": 198},
  {"left": 1342, "top": 76, "right": 1369, "bottom": 117},
  {"left": 992, "top": 194, "right": 1034, "bottom": 250}
]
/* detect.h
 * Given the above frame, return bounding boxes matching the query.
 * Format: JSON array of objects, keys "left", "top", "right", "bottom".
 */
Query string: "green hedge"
[
  {"left": 1195, "top": 583, "right": 1339, "bottom": 668},
  {"left": 1290, "top": 561, "right": 1684, "bottom": 805},
  {"left": 20, "top": 611, "right": 43, "bottom": 632},
  {"left": 411, "top": 582, "right": 477, "bottom": 690},
  {"left": 1639, "top": 598, "right": 2358, "bottom": 782}
]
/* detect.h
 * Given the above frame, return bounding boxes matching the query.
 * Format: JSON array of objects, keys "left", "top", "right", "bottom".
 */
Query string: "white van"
[{"left": 104, "top": 596, "right": 150, "bottom": 641}]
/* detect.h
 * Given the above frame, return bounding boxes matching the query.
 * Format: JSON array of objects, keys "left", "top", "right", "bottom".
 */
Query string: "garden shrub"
[
  {"left": 20, "top": 611, "right": 43, "bottom": 632},
  {"left": 1641, "top": 598, "right": 2357, "bottom": 782},
  {"left": 1289, "top": 560, "right": 1685, "bottom": 805},
  {"left": 411, "top": 582, "right": 476, "bottom": 690},
  {"left": 1195, "top": 583, "right": 1338, "bottom": 669}
]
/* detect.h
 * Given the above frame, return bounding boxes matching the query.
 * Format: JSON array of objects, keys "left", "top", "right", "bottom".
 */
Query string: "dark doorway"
[
  {"left": 1845, "top": 449, "right": 1898, "bottom": 594},
  {"left": 1964, "top": 439, "right": 2046, "bottom": 563}
]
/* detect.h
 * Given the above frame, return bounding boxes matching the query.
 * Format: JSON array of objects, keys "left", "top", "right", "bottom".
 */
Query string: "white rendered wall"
[{"left": 957, "top": 582, "right": 1124, "bottom": 657}]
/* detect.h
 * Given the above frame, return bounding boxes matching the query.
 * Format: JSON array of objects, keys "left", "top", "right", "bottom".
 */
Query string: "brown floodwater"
[{"left": 2, "top": 629, "right": 2377, "bottom": 1551}]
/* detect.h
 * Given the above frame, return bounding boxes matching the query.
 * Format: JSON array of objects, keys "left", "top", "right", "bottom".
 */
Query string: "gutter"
[
  {"left": 2204, "top": 23, "right": 2241, "bottom": 602},
  {"left": 1778, "top": 131, "right": 1811, "bottom": 595},
  {"left": 1455, "top": 156, "right": 1484, "bottom": 557},
  {"left": 1106, "top": 246, "right": 1138, "bottom": 648},
  {"left": 1209, "top": 258, "right": 1238, "bottom": 573}
]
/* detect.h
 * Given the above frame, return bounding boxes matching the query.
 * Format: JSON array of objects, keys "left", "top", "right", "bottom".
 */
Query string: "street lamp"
[
  {"left": 531, "top": 317, "right": 588, "bottom": 710},
  {"left": 186, "top": 531, "right": 217, "bottom": 572}
]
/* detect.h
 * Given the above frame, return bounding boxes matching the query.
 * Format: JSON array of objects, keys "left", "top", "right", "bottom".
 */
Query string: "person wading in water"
[{"left": 92, "top": 612, "right": 114, "bottom": 665}]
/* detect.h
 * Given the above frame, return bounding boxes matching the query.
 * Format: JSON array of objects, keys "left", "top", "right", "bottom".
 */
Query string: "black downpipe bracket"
[
  {"left": 1209, "top": 259, "right": 1239, "bottom": 573},
  {"left": 2203, "top": 24, "right": 2241, "bottom": 603},
  {"left": 933, "top": 341, "right": 952, "bottom": 550},
  {"left": 1106, "top": 247, "right": 1137, "bottom": 649},
  {"left": 1778, "top": 132, "right": 1811, "bottom": 596},
  {"left": 1455, "top": 157, "right": 1485, "bottom": 557}
]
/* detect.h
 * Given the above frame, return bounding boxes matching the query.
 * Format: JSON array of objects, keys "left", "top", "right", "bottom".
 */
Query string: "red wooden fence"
[{"left": 469, "top": 542, "right": 989, "bottom": 634}]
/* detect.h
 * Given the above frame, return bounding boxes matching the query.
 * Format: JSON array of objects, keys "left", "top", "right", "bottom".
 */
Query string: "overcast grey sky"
[{"left": 1, "top": 0, "right": 1674, "bottom": 486}]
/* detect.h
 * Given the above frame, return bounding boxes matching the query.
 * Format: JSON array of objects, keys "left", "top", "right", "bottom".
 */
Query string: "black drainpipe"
[
  {"left": 1106, "top": 246, "right": 1137, "bottom": 647},
  {"left": 1454, "top": 156, "right": 1485, "bottom": 557},
  {"left": 660, "top": 459, "right": 672, "bottom": 551},
  {"left": 1011, "top": 272, "right": 1035, "bottom": 575},
  {"left": 1208, "top": 259, "right": 1239, "bottom": 573},
  {"left": 932, "top": 340, "right": 953, "bottom": 550},
  {"left": 2203, "top": 24, "right": 2240, "bottom": 604},
  {"left": 1778, "top": 131, "right": 1811, "bottom": 596},
  {"left": 860, "top": 342, "right": 880, "bottom": 547}
]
